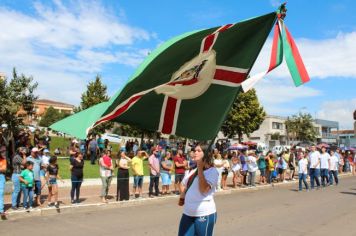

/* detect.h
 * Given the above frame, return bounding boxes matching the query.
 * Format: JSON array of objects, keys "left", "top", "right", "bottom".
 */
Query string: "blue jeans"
[
  {"left": 11, "top": 173, "right": 22, "bottom": 207},
  {"left": 320, "top": 169, "right": 329, "bottom": 187},
  {"left": 0, "top": 174, "right": 5, "bottom": 213},
  {"left": 329, "top": 170, "right": 339, "bottom": 185},
  {"left": 178, "top": 213, "right": 217, "bottom": 236},
  {"left": 90, "top": 151, "right": 97, "bottom": 165},
  {"left": 22, "top": 186, "right": 34, "bottom": 209},
  {"left": 309, "top": 168, "right": 320, "bottom": 189},
  {"left": 298, "top": 173, "right": 309, "bottom": 190}
]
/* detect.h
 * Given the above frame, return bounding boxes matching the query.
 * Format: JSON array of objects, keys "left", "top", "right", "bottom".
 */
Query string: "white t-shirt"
[
  {"left": 247, "top": 156, "right": 258, "bottom": 172},
  {"left": 320, "top": 153, "right": 331, "bottom": 169},
  {"left": 308, "top": 151, "right": 321, "bottom": 169},
  {"left": 232, "top": 163, "right": 241, "bottom": 172},
  {"left": 214, "top": 159, "right": 224, "bottom": 171},
  {"left": 182, "top": 167, "right": 219, "bottom": 217},
  {"left": 329, "top": 155, "right": 339, "bottom": 171},
  {"left": 298, "top": 158, "right": 308, "bottom": 174},
  {"left": 41, "top": 155, "right": 50, "bottom": 166}
]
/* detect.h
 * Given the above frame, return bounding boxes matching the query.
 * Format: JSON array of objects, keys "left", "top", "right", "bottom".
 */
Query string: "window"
[{"left": 272, "top": 122, "right": 283, "bottom": 130}]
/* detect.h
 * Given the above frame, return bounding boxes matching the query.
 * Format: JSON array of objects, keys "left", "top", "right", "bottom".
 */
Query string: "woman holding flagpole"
[{"left": 178, "top": 144, "right": 219, "bottom": 236}]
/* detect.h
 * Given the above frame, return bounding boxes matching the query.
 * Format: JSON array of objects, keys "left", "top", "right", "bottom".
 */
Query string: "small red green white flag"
[{"left": 242, "top": 4, "right": 310, "bottom": 91}]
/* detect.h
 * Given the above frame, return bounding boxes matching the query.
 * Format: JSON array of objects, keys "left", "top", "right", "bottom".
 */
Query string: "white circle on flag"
[{"left": 155, "top": 50, "right": 216, "bottom": 100}]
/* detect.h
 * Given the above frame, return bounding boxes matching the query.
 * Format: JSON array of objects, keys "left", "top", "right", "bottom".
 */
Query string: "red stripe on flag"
[
  {"left": 214, "top": 69, "right": 247, "bottom": 84},
  {"left": 268, "top": 23, "right": 280, "bottom": 72},
  {"left": 95, "top": 95, "right": 143, "bottom": 125},
  {"left": 202, "top": 34, "right": 216, "bottom": 52},
  {"left": 162, "top": 97, "right": 178, "bottom": 134},
  {"left": 285, "top": 26, "right": 310, "bottom": 83},
  {"left": 217, "top": 24, "right": 233, "bottom": 32}
]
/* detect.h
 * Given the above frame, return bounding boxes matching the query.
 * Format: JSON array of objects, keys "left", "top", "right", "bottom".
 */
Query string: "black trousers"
[
  {"left": 117, "top": 168, "right": 129, "bottom": 201},
  {"left": 149, "top": 174, "right": 160, "bottom": 196}
]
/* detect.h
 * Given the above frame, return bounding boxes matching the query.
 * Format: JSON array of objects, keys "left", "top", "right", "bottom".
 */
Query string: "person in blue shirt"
[
  {"left": 97, "top": 135, "right": 105, "bottom": 154},
  {"left": 26, "top": 147, "right": 42, "bottom": 206}
]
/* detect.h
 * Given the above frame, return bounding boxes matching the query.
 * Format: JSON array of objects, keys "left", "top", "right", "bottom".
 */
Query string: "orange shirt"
[{"left": 0, "top": 158, "right": 7, "bottom": 172}]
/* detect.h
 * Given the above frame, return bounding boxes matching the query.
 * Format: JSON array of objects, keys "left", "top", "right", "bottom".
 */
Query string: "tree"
[
  {"left": 9, "top": 69, "right": 38, "bottom": 120},
  {"left": 285, "top": 112, "right": 318, "bottom": 142},
  {"left": 38, "top": 106, "right": 65, "bottom": 127},
  {"left": 221, "top": 89, "right": 265, "bottom": 143},
  {"left": 79, "top": 75, "right": 109, "bottom": 110},
  {"left": 0, "top": 68, "right": 38, "bottom": 157},
  {"left": 77, "top": 75, "right": 112, "bottom": 134},
  {"left": 0, "top": 68, "right": 38, "bottom": 132}
]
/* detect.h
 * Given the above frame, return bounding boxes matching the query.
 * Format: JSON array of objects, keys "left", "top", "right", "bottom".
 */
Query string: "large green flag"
[
  {"left": 95, "top": 12, "right": 277, "bottom": 140},
  {"left": 52, "top": 11, "right": 278, "bottom": 140}
]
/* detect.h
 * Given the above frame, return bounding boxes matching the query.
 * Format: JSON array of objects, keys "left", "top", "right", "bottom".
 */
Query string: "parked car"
[{"left": 102, "top": 133, "right": 123, "bottom": 143}]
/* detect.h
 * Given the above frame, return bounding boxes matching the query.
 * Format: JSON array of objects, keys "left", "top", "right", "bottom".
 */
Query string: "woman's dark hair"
[
  {"left": 49, "top": 156, "right": 57, "bottom": 165},
  {"left": 194, "top": 143, "right": 214, "bottom": 167}
]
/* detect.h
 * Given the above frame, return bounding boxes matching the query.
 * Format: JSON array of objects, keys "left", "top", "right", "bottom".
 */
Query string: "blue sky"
[{"left": 0, "top": 0, "right": 355, "bottom": 129}]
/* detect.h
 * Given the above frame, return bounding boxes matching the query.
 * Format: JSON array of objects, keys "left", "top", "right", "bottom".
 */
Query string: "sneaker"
[
  {"left": 55, "top": 202, "right": 59, "bottom": 208},
  {"left": 75, "top": 200, "right": 80, "bottom": 204},
  {"left": 48, "top": 203, "right": 55, "bottom": 207},
  {"left": 71, "top": 200, "right": 75, "bottom": 204}
]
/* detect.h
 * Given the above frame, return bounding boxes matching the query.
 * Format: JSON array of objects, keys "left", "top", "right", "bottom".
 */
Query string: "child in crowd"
[
  {"left": 19, "top": 161, "right": 34, "bottom": 210},
  {"left": 46, "top": 156, "right": 63, "bottom": 208}
]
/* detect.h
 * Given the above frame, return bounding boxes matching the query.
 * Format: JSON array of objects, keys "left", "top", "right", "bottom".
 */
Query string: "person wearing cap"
[
  {"left": 27, "top": 147, "right": 43, "bottom": 206},
  {"left": 131, "top": 151, "right": 148, "bottom": 198},
  {"left": 11, "top": 147, "right": 27, "bottom": 210},
  {"left": 0, "top": 147, "right": 7, "bottom": 217}
]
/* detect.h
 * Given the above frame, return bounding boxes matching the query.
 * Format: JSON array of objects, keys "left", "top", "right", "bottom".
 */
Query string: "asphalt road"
[{"left": 2, "top": 176, "right": 356, "bottom": 236}]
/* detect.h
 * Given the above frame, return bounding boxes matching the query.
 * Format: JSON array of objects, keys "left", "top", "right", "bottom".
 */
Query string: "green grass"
[
  {"left": 57, "top": 158, "right": 150, "bottom": 179},
  {"left": 50, "top": 136, "right": 120, "bottom": 156}
]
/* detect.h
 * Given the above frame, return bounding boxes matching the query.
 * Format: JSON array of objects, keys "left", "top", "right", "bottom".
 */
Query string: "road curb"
[{"left": 2, "top": 173, "right": 353, "bottom": 221}]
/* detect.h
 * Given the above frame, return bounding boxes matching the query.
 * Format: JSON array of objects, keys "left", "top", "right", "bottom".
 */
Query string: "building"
[
  {"left": 332, "top": 130, "right": 356, "bottom": 148},
  {"left": 314, "top": 119, "right": 339, "bottom": 144},
  {"left": 19, "top": 99, "right": 75, "bottom": 125},
  {"left": 245, "top": 115, "right": 339, "bottom": 147}
]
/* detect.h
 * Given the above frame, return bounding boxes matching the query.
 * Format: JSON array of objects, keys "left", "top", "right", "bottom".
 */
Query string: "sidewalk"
[{"left": 2, "top": 173, "right": 353, "bottom": 220}]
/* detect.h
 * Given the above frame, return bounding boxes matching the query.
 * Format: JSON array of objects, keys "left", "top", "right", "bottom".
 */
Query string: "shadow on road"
[{"left": 340, "top": 191, "right": 356, "bottom": 196}]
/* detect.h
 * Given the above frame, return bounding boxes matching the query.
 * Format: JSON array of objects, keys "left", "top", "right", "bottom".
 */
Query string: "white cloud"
[
  {"left": 251, "top": 31, "right": 356, "bottom": 79},
  {"left": 250, "top": 30, "right": 356, "bottom": 119},
  {"left": 255, "top": 79, "right": 321, "bottom": 105},
  {"left": 0, "top": 0, "right": 153, "bottom": 105},
  {"left": 317, "top": 99, "right": 356, "bottom": 129}
]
